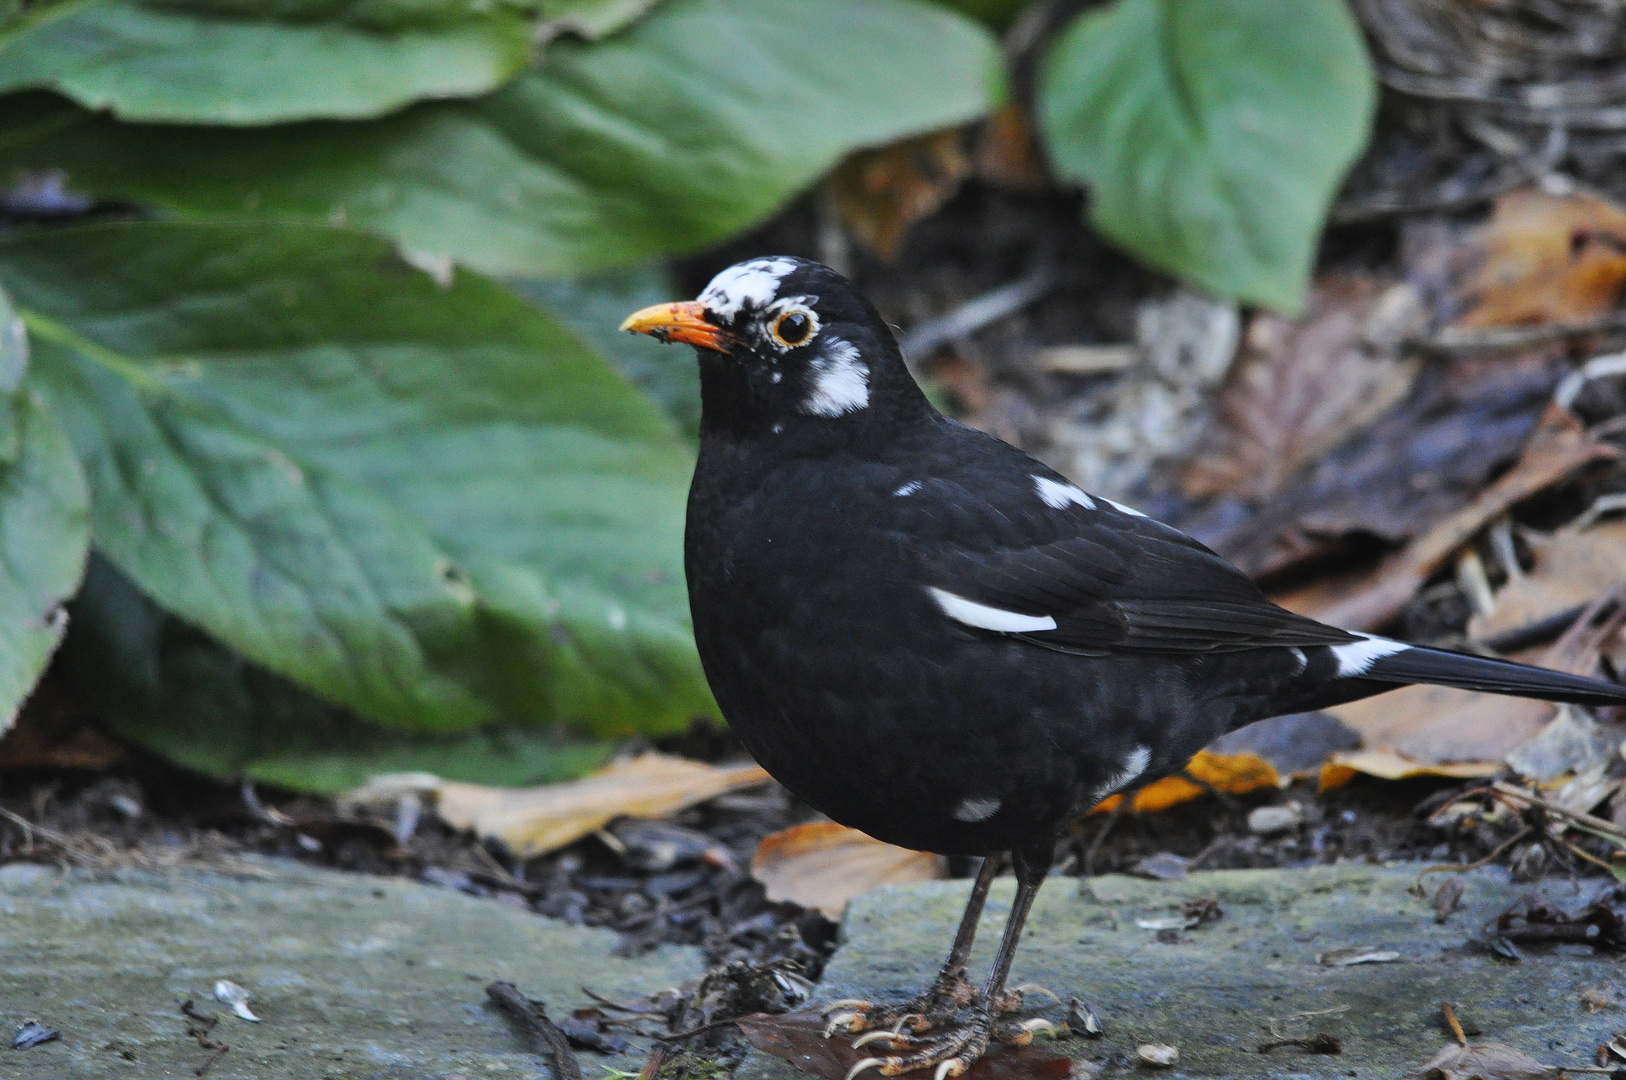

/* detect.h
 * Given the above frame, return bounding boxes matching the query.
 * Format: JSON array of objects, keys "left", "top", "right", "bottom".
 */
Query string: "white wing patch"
[
  {"left": 803, "top": 337, "right": 870, "bottom": 416},
  {"left": 1104, "top": 498, "right": 1147, "bottom": 518},
  {"left": 952, "top": 797, "right": 1001, "bottom": 823},
  {"left": 1289, "top": 647, "right": 1307, "bottom": 672},
  {"left": 1091, "top": 744, "right": 1151, "bottom": 804},
  {"left": 1331, "top": 634, "right": 1409, "bottom": 676},
  {"left": 699, "top": 258, "right": 797, "bottom": 320},
  {"left": 894, "top": 481, "right": 922, "bottom": 497},
  {"left": 927, "top": 587, "right": 1057, "bottom": 633},
  {"left": 1033, "top": 475, "right": 1096, "bottom": 511}
]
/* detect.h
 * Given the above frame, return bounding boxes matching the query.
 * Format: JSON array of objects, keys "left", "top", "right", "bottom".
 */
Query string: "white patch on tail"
[{"left": 1331, "top": 634, "right": 1410, "bottom": 676}]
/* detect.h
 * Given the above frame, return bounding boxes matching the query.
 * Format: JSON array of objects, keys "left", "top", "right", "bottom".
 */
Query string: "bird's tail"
[{"left": 1357, "top": 640, "right": 1626, "bottom": 706}]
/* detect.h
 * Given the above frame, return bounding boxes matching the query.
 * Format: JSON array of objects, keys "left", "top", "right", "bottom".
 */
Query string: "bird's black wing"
[{"left": 913, "top": 474, "right": 1359, "bottom": 656}]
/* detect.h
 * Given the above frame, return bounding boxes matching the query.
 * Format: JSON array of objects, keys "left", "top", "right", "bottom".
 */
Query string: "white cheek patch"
[
  {"left": 699, "top": 258, "right": 798, "bottom": 320},
  {"left": 952, "top": 797, "right": 1000, "bottom": 823},
  {"left": 927, "top": 587, "right": 1057, "bottom": 633},
  {"left": 1331, "top": 634, "right": 1409, "bottom": 676},
  {"left": 1034, "top": 475, "right": 1096, "bottom": 511},
  {"left": 803, "top": 337, "right": 870, "bottom": 416}
]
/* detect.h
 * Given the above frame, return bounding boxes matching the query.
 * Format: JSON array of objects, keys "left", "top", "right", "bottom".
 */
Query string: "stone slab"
[
  {"left": 740, "top": 864, "right": 1624, "bottom": 1079},
  {"left": 0, "top": 858, "right": 703, "bottom": 1079}
]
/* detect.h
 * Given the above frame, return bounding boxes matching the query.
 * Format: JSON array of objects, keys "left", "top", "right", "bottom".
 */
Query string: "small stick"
[
  {"left": 656, "top": 1016, "right": 748, "bottom": 1043},
  {"left": 1492, "top": 783, "right": 1626, "bottom": 844},
  {"left": 1442, "top": 1003, "right": 1468, "bottom": 1048},
  {"left": 486, "top": 981, "right": 582, "bottom": 1080},
  {"left": 1412, "top": 828, "right": 1534, "bottom": 893}
]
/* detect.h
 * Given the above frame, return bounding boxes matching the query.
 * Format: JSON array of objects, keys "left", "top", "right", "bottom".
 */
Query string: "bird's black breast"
[{"left": 682, "top": 421, "right": 1326, "bottom": 857}]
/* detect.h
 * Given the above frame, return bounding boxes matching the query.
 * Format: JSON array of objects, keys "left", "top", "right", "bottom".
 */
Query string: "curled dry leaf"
[
  {"left": 1136, "top": 1043, "right": 1178, "bottom": 1068},
  {"left": 830, "top": 128, "right": 971, "bottom": 261},
  {"left": 1184, "top": 276, "right": 1420, "bottom": 502},
  {"left": 1311, "top": 404, "right": 1618, "bottom": 632},
  {"left": 1469, "top": 521, "right": 1626, "bottom": 642},
  {"left": 1320, "top": 748, "right": 1502, "bottom": 792},
  {"left": 750, "top": 821, "right": 944, "bottom": 919},
  {"left": 1457, "top": 188, "right": 1626, "bottom": 330},
  {"left": 347, "top": 753, "right": 769, "bottom": 859},
  {"left": 1406, "top": 1041, "right": 1556, "bottom": 1080},
  {"left": 1328, "top": 684, "right": 1552, "bottom": 767},
  {"left": 1317, "top": 946, "right": 1401, "bottom": 967},
  {"left": 213, "top": 979, "right": 259, "bottom": 1022}
]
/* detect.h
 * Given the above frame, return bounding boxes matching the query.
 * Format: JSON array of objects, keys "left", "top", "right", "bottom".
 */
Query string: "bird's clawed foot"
[
  {"left": 840, "top": 1009, "right": 1059, "bottom": 1079},
  {"left": 822, "top": 973, "right": 1058, "bottom": 1039},
  {"left": 821, "top": 975, "right": 1061, "bottom": 1078},
  {"left": 821, "top": 968, "right": 979, "bottom": 1039}
]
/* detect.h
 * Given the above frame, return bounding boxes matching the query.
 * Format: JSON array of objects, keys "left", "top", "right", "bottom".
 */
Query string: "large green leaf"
[
  {"left": 0, "top": 221, "right": 712, "bottom": 737},
  {"left": 511, "top": 266, "right": 701, "bottom": 441},
  {"left": 0, "top": 0, "right": 531, "bottom": 124},
  {"left": 0, "top": 285, "right": 90, "bottom": 731},
  {"left": 64, "top": 555, "right": 615, "bottom": 791},
  {"left": 0, "top": 0, "right": 1004, "bottom": 276},
  {"left": 1036, "top": 0, "right": 1375, "bottom": 312}
]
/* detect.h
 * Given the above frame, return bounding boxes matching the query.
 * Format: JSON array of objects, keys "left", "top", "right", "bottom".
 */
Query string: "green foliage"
[
  {"left": 64, "top": 556, "right": 615, "bottom": 791},
  {"left": 0, "top": 0, "right": 1386, "bottom": 787},
  {"left": 0, "top": 286, "right": 89, "bottom": 731},
  {"left": 0, "top": 0, "right": 532, "bottom": 123},
  {"left": 0, "top": 0, "right": 1004, "bottom": 277},
  {"left": 1, "top": 221, "right": 713, "bottom": 739},
  {"left": 1036, "top": 0, "right": 1375, "bottom": 313}
]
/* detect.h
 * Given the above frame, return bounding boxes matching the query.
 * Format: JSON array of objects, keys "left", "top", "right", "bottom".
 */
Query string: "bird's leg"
[
  {"left": 841, "top": 847, "right": 1060, "bottom": 1079},
  {"left": 823, "top": 854, "right": 1001, "bottom": 1037}
]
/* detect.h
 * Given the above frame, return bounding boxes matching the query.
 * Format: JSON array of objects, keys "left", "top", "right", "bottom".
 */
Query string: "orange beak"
[{"left": 619, "top": 300, "right": 734, "bottom": 352}]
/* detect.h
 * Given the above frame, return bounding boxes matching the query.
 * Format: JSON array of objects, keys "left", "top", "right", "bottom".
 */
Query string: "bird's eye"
[{"left": 771, "top": 310, "right": 814, "bottom": 347}]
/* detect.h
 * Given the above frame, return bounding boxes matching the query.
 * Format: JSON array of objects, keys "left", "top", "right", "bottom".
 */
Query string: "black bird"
[{"left": 621, "top": 257, "right": 1626, "bottom": 1078}]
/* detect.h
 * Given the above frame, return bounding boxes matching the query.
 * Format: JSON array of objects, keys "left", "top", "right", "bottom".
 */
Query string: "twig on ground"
[
  {"left": 1083, "top": 797, "right": 1128, "bottom": 877},
  {"left": 486, "top": 981, "right": 582, "bottom": 1080},
  {"left": 1412, "top": 827, "right": 1535, "bottom": 894},
  {"left": 657, "top": 1016, "right": 750, "bottom": 1042},
  {"left": 1425, "top": 314, "right": 1626, "bottom": 354},
  {"left": 0, "top": 805, "right": 98, "bottom": 867},
  {"left": 1491, "top": 783, "right": 1626, "bottom": 847}
]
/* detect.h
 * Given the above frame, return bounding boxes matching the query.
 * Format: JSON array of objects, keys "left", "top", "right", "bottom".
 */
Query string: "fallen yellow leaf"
[
  {"left": 386, "top": 753, "right": 770, "bottom": 858},
  {"left": 751, "top": 821, "right": 945, "bottom": 919},
  {"left": 1318, "top": 748, "right": 1501, "bottom": 792}
]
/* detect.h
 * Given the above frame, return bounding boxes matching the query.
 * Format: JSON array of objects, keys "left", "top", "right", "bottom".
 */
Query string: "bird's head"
[{"left": 620, "top": 256, "right": 927, "bottom": 438}]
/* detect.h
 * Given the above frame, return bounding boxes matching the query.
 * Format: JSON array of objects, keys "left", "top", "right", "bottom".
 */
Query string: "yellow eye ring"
[{"left": 771, "top": 309, "right": 815, "bottom": 347}]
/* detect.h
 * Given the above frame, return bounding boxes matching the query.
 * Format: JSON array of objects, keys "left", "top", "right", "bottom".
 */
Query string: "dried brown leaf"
[
  {"left": 750, "top": 822, "right": 945, "bottom": 919},
  {"left": 420, "top": 753, "right": 769, "bottom": 858},
  {"left": 1407, "top": 1041, "right": 1556, "bottom": 1080},
  {"left": 831, "top": 129, "right": 971, "bottom": 260},
  {"left": 1319, "top": 748, "right": 1502, "bottom": 792},
  {"left": 1311, "top": 404, "right": 1618, "bottom": 632},
  {"left": 1328, "top": 684, "right": 1552, "bottom": 766},
  {"left": 1470, "top": 522, "right": 1626, "bottom": 641},
  {"left": 973, "top": 102, "right": 1049, "bottom": 192},
  {"left": 1184, "top": 277, "right": 1419, "bottom": 502},
  {"left": 1457, "top": 188, "right": 1626, "bottom": 330}
]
